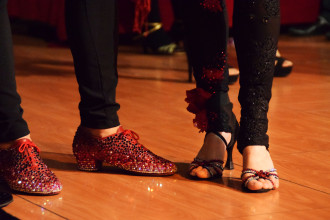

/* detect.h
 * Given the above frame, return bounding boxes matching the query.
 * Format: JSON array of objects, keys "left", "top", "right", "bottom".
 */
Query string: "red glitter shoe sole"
[
  {"left": 72, "top": 126, "right": 177, "bottom": 176},
  {"left": 0, "top": 139, "right": 62, "bottom": 195}
]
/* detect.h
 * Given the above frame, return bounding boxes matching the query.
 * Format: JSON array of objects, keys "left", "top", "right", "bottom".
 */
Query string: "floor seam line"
[{"left": 15, "top": 195, "right": 68, "bottom": 220}]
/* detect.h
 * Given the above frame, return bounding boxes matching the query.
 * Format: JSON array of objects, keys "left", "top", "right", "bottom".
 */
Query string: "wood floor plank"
[
  {"left": 233, "top": 208, "right": 330, "bottom": 220},
  {"left": 272, "top": 150, "right": 330, "bottom": 194},
  {"left": 2, "top": 195, "right": 65, "bottom": 220},
  {"left": 13, "top": 168, "right": 330, "bottom": 220}
]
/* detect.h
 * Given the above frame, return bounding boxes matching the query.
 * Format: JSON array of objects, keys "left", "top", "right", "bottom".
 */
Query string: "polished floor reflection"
[{"left": 1, "top": 35, "right": 330, "bottom": 219}]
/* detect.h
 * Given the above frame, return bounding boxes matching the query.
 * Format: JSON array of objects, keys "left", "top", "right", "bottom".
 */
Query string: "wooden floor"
[{"left": 1, "top": 34, "right": 330, "bottom": 220}]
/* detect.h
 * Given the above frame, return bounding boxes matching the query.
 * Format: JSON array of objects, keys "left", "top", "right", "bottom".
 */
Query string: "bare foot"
[
  {"left": 83, "top": 126, "right": 121, "bottom": 138},
  {"left": 242, "top": 145, "right": 279, "bottom": 191},
  {"left": 0, "top": 134, "right": 32, "bottom": 150},
  {"left": 190, "top": 132, "right": 231, "bottom": 179}
]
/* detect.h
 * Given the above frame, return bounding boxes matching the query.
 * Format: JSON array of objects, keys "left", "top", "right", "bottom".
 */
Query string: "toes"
[
  {"left": 190, "top": 166, "right": 206, "bottom": 176},
  {"left": 190, "top": 166, "right": 215, "bottom": 179},
  {"left": 195, "top": 168, "right": 211, "bottom": 179},
  {"left": 189, "top": 166, "right": 202, "bottom": 176},
  {"left": 258, "top": 178, "right": 273, "bottom": 189},
  {"left": 243, "top": 174, "right": 264, "bottom": 191},
  {"left": 244, "top": 175, "right": 280, "bottom": 191},
  {"left": 257, "top": 176, "right": 279, "bottom": 190},
  {"left": 269, "top": 175, "right": 280, "bottom": 188},
  {"left": 246, "top": 179, "right": 263, "bottom": 191},
  {"left": 189, "top": 170, "right": 197, "bottom": 176}
]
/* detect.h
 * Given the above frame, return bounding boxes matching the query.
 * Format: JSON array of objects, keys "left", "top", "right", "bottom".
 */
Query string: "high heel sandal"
[
  {"left": 274, "top": 50, "right": 293, "bottom": 77},
  {"left": 241, "top": 168, "right": 279, "bottom": 193},
  {"left": 189, "top": 120, "right": 239, "bottom": 178},
  {"left": 274, "top": 56, "right": 293, "bottom": 77}
]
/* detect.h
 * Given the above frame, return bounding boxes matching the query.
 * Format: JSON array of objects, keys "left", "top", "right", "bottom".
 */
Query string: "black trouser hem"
[
  {"left": 0, "top": 119, "right": 30, "bottom": 143},
  {"left": 80, "top": 118, "right": 120, "bottom": 129}
]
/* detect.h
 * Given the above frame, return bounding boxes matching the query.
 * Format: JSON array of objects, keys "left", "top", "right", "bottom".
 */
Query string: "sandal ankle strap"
[{"left": 206, "top": 131, "right": 228, "bottom": 147}]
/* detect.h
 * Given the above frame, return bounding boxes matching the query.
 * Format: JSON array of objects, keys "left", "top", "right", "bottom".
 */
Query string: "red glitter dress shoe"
[
  {"left": 72, "top": 126, "right": 177, "bottom": 175},
  {"left": 0, "top": 139, "right": 62, "bottom": 195}
]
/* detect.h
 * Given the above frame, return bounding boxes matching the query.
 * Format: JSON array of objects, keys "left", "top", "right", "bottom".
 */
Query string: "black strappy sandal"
[
  {"left": 189, "top": 157, "right": 225, "bottom": 178},
  {"left": 189, "top": 120, "right": 239, "bottom": 179},
  {"left": 274, "top": 56, "right": 293, "bottom": 77},
  {"left": 241, "top": 168, "right": 279, "bottom": 193}
]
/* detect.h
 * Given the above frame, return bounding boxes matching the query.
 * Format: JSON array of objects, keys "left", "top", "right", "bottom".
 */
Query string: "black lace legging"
[{"left": 184, "top": 0, "right": 280, "bottom": 153}]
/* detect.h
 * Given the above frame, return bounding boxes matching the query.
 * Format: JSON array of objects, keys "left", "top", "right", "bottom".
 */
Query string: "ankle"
[
  {"left": 0, "top": 134, "right": 32, "bottom": 150},
  {"left": 243, "top": 145, "right": 268, "bottom": 156},
  {"left": 242, "top": 145, "right": 274, "bottom": 170},
  {"left": 219, "top": 132, "right": 231, "bottom": 146},
  {"left": 83, "top": 126, "right": 121, "bottom": 138}
]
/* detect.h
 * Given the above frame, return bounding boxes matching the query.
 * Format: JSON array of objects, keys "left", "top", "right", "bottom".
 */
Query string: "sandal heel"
[
  {"left": 224, "top": 146, "right": 234, "bottom": 170},
  {"left": 225, "top": 120, "right": 239, "bottom": 170},
  {"left": 75, "top": 155, "right": 102, "bottom": 171}
]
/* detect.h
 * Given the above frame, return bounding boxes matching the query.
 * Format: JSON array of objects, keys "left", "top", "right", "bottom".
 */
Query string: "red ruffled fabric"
[
  {"left": 200, "top": 0, "right": 223, "bottom": 13},
  {"left": 185, "top": 88, "right": 212, "bottom": 132},
  {"left": 132, "top": 0, "right": 151, "bottom": 33}
]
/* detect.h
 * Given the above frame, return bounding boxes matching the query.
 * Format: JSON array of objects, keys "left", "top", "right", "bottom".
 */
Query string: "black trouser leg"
[
  {"left": 233, "top": 0, "right": 280, "bottom": 153},
  {"left": 0, "top": 0, "right": 30, "bottom": 142},
  {"left": 65, "top": 0, "right": 120, "bottom": 129},
  {"left": 148, "top": 0, "right": 161, "bottom": 22},
  {"left": 183, "top": 0, "right": 236, "bottom": 133}
]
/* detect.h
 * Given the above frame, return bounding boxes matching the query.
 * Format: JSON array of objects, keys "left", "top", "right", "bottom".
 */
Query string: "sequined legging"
[{"left": 183, "top": 0, "right": 280, "bottom": 153}]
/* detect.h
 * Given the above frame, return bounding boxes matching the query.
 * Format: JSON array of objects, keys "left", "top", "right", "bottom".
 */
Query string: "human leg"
[
  {"left": 0, "top": 0, "right": 62, "bottom": 195},
  {"left": 65, "top": 0, "right": 120, "bottom": 130},
  {"left": 0, "top": 0, "right": 30, "bottom": 143},
  {"left": 65, "top": 0, "right": 176, "bottom": 175},
  {"left": 233, "top": 0, "right": 280, "bottom": 191},
  {"left": 183, "top": 0, "right": 238, "bottom": 179}
]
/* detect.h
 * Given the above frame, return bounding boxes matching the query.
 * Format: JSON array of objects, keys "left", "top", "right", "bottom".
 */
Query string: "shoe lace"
[
  {"left": 18, "top": 141, "right": 40, "bottom": 168},
  {"left": 121, "top": 130, "right": 140, "bottom": 145}
]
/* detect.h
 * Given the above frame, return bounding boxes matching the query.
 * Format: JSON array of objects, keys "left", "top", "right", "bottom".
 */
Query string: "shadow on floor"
[{"left": 175, "top": 162, "right": 243, "bottom": 192}]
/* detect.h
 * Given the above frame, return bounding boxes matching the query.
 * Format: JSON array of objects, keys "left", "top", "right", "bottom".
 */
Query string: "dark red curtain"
[{"left": 7, "top": 0, "right": 321, "bottom": 41}]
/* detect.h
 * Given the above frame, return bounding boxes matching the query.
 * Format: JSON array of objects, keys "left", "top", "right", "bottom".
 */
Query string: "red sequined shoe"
[
  {"left": 72, "top": 126, "right": 177, "bottom": 176},
  {"left": 0, "top": 139, "right": 62, "bottom": 195}
]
